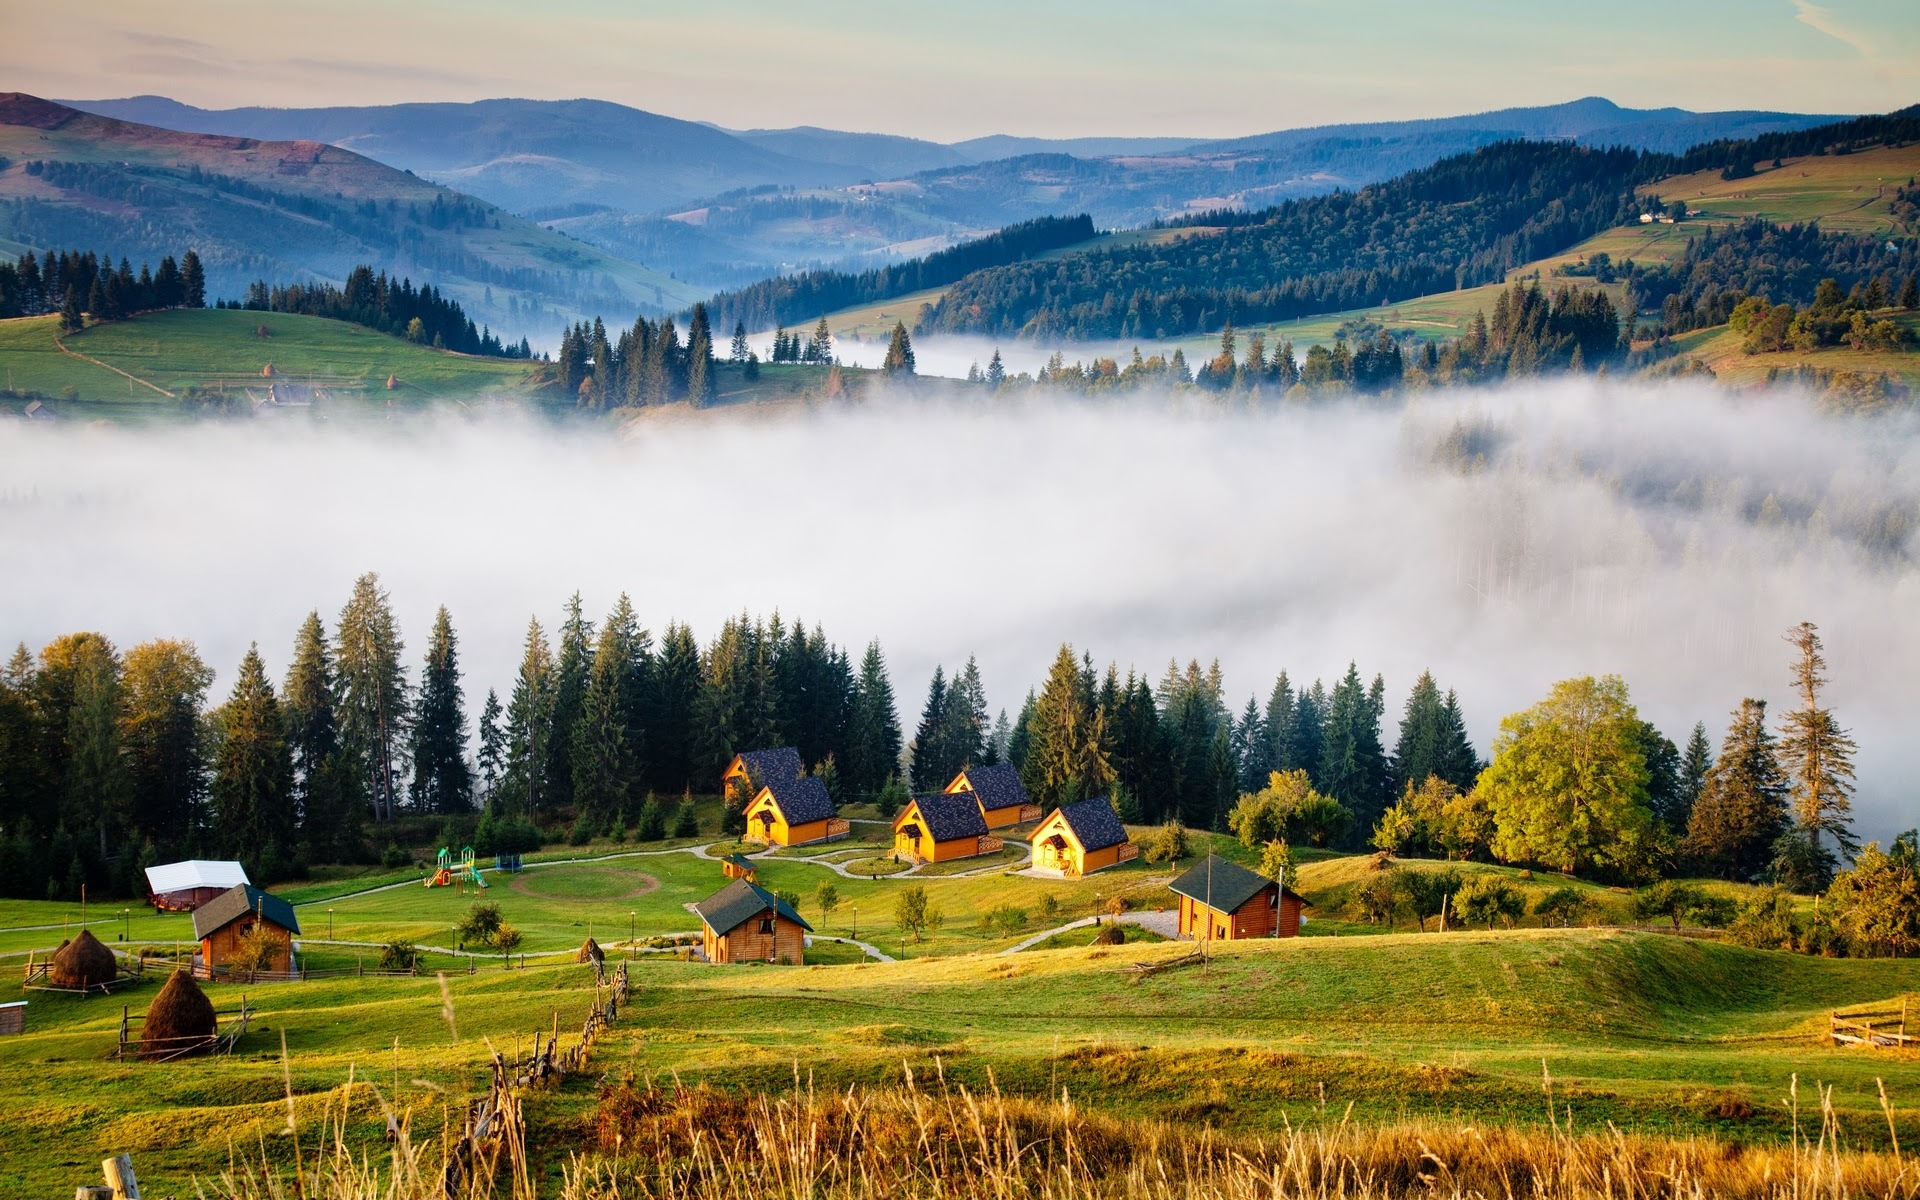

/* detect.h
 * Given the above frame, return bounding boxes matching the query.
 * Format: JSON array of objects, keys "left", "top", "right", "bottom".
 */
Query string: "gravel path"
[{"left": 1000, "top": 909, "right": 1182, "bottom": 954}]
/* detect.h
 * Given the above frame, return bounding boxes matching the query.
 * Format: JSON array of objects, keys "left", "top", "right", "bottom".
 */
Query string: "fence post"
[{"left": 102, "top": 1154, "right": 140, "bottom": 1200}]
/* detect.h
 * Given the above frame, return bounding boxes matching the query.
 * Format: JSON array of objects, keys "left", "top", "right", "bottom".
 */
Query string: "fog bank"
[{"left": 2, "top": 380, "right": 1915, "bottom": 840}]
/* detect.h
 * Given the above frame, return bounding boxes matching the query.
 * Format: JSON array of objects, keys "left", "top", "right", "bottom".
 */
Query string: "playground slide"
[{"left": 426, "top": 868, "right": 452, "bottom": 887}]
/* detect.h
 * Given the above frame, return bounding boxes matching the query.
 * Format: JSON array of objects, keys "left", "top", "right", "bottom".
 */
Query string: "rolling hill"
[{"left": 0, "top": 93, "right": 701, "bottom": 339}]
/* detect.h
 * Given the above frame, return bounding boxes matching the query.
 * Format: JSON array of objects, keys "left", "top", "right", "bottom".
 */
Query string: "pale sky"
[{"left": 3, "top": 0, "right": 1916, "bottom": 140}]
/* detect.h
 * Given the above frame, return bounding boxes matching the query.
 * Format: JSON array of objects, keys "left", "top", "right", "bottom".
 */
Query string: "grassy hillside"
[
  {"left": 1642, "top": 144, "right": 1919, "bottom": 235},
  {"left": 0, "top": 94, "right": 702, "bottom": 340}
]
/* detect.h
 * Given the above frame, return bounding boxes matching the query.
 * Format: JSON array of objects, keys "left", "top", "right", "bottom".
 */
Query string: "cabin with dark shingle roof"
[
  {"left": 719, "top": 852, "right": 759, "bottom": 882},
  {"left": 943, "top": 764, "right": 1041, "bottom": 827},
  {"left": 193, "top": 883, "right": 301, "bottom": 974},
  {"left": 722, "top": 747, "right": 804, "bottom": 802},
  {"left": 1030, "top": 797, "right": 1138, "bottom": 877},
  {"left": 892, "top": 793, "right": 1004, "bottom": 863},
  {"left": 1170, "top": 854, "right": 1304, "bottom": 940},
  {"left": 693, "top": 878, "right": 812, "bottom": 964},
  {"left": 743, "top": 776, "right": 849, "bottom": 846}
]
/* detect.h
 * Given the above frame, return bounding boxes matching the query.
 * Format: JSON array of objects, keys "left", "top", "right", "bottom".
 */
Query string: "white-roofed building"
[{"left": 144, "top": 860, "right": 251, "bottom": 912}]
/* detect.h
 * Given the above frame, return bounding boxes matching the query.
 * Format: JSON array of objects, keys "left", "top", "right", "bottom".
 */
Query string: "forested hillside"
[{"left": 0, "top": 94, "right": 700, "bottom": 340}]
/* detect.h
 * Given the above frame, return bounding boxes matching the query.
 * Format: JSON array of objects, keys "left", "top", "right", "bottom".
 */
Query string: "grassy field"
[
  {"left": 1641, "top": 144, "right": 1920, "bottom": 235},
  {"left": 1663, "top": 311, "right": 1920, "bottom": 388}
]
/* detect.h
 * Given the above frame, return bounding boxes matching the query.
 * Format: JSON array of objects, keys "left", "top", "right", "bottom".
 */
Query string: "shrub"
[
  {"left": 1533, "top": 886, "right": 1592, "bottom": 927},
  {"left": 609, "top": 814, "right": 629, "bottom": 843},
  {"left": 672, "top": 798, "right": 701, "bottom": 838},
  {"left": 1142, "top": 820, "right": 1189, "bottom": 864},
  {"left": 1040, "top": 893, "right": 1061, "bottom": 919},
  {"left": 456, "top": 901, "right": 505, "bottom": 947},
  {"left": 1822, "top": 832, "right": 1920, "bottom": 957},
  {"left": 1727, "top": 886, "right": 1799, "bottom": 951},
  {"left": 979, "top": 905, "right": 1029, "bottom": 937},
  {"left": 379, "top": 941, "right": 423, "bottom": 971},
  {"left": 1631, "top": 881, "right": 1732, "bottom": 932},
  {"left": 1093, "top": 920, "right": 1126, "bottom": 945},
  {"left": 381, "top": 842, "right": 411, "bottom": 869},
  {"left": 492, "top": 922, "right": 523, "bottom": 953},
  {"left": 1352, "top": 872, "right": 1398, "bottom": 925},
  {"left": 1454, "top": 876, "right": 1525, "bottom": 928},
  {"left": 228, "top": 923, "right": 283, "bottom": 974},
  {"left": 569, "top": 811, "right": 599, "bottom": 845},
  {"left": 875, "top": 775, "right": 909, "bottom": 820},
  {"left": 1392, "top": 867, "right": 1462, "bottom": 931}
]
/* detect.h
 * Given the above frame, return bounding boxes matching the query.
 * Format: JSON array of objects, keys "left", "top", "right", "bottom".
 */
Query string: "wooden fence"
[
  {"left": 20, "top": 954, "right": 147, "bottom": 996},
  {"left": 1831, "top": 997, "right": 1914, "bottom": 1048},
  {"left": 111, "top": 995, "right": 254, "bottom": 1061},
  {"left": 442, "top": 960, "right": 631, "bottom": 1196}
]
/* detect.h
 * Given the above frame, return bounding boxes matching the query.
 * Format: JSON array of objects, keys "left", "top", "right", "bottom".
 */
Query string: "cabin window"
[{"left": 758, "top": 916, "right": 775, "bottom": 935}]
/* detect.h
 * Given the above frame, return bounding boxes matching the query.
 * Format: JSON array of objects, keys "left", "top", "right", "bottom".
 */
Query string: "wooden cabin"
[
  {"left": 145, "top": 859, "right": 251, "bottom": 912},
  {"left": 722, "top": 747, "right": 804, "bottom": 802},
  {"left": 743, "top": 777, "right": 850, "bottom": 846},
  {"left": 893, "top": 793, "right": 1004, "bottom": 863},
  {"left": 192, "top": 884, "right": 300, "bottom": 975},
  {"left": 1030, "top": 797, "right": 1138, "bottom": 878},
  {"left": 693, "top": 878, "right": 812, "bottom": 964},
  {"left": 943, "top": 764, "right": 1041, "bottom": 828},
  {"left": 719, "top": 853, "right": 758, "bottom": 882},
  {"left": 1170, "top": 854, "right": 1304, "bottom": 941}
]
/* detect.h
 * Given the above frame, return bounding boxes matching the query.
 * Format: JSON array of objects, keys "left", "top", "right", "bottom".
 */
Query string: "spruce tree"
[
  {"left": 845, "top": 641, "right": 902, "bottom": 798},
  {"left": 1266, "top": 672, "right": 1298, "bottom": 773},
  {"left": 1025, "top": 645, "right": 1111, "bottom": 810},
  {"left": 477, "top": 688, "right": 505, "bottom": 810},
  {"left": 1233, "top": 695, "right": 1268, "bottom": 793},
  {"left": 1682, "top": 699, "right": 1788, "bottom": 881},
  {"left": 181, "top": 249, "right": 205, "bottom": 308},
  {"left": 1899, "top": 274, "right": 1919, "bottom": 311},
  {"left": 544, "top": 594, "right": 593, "bottom": 812},
  {"left": 211, "top": 645, "right": 294, "bottom": 866},
  {"left": 1675, "top": 721, "right": 1711, "bottom": 834},
  {"left": 882, "top": 322, "right": 916, "bottom": 376},
  {"left": 334, "top": 573, "right": 407, "bottom": 823},
  {"left": 950, "top": 655, "right": 989, "bottom": 769},
  {"left": 909, "top": 666, "right": 949, "bottom": 792},
  {"left": 647, "top": 621, "right": 702, "bottom": 793},
  {"left": 1319, "top": 664, "right": 1389, "bottom": 840},
  {"left": 285, "top": 612, "right": 345, "bottom": 858},
  {"left": 408, "top": 607, "right": 471, "bottom": 814},
  {"left": 502, "top": 618, "right": 555, "bottom": 822},
  {"left": 686, "top": 303, "right": 715, "bottom": 407},
  {"left": 808, "top": 317, "right": 833, "bottom": 364},
  {"left": 1390, "top": 670, "right": 1452, "bottom": 794},
  {"left": 1777, "top": 621, "right": 1858, "bottom": 859},
  {"left": 573, "top": 620, "right": 635, "bottom": 825},
  {"left": 730, "top": 320, "right": 750, "bottom": 363},
  {"left": 985, "top": 349, "right": 1006, "bottom": 388},
  {"left": 1635, "top": 721, "right": 1683, "bottom": 834},
  {"left": 59, "top": 285, "right": 82, "bottom": 333}
]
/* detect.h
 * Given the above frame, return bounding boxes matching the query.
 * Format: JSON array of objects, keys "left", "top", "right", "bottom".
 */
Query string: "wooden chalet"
[
  {"left": 743, "top": 777, "right": 849, "bottom": 846},
  {"left": 719, "top": 852, "right": 759, "bottom": 881},
  {"left": 693, "top": 878, "right": 812, "bottom": 964},
  {"left": 943, "top": 764, "right": 1041, "bottom": 828},
  {"left": 1030, "top": 797, "right": 1138, "bottom": 878},
  {"left": 1170, "top": 854, "right": 1304, "bottom": 941},
  {"left": 722, "top": 747, "right": 804, "bottom": 801},
  {"left": 145, "top": 860, "right": 251, "bottom": 912},
  {"left": 192, "top": 884, "right": 300, "bottom": 975},
  {"left": 893, "top": 793, "right": 1003, "bottom": 864}
]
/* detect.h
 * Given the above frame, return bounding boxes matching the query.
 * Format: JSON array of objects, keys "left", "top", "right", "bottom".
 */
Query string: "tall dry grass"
[{"left": 204, "top": 1067, "right": 1916, "bottom": 1200}]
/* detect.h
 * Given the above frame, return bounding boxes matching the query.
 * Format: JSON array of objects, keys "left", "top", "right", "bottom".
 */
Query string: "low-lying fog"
[{"left": 2, "top": 380, "right": 1915, "bottom": 840}]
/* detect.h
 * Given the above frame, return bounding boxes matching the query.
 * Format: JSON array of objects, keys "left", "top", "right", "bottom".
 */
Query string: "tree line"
[
  {"left": 552, "top": 303, "right": 725, "bottom": 408},
  {"left": 0, "top": 246, "right": 205, "bottom": 323},
  {"left": 230, "top": 266, "right": 531, "bottom": 358}
]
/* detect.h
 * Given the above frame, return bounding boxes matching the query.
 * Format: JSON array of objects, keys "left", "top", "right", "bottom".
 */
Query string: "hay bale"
[
  {"left": 577, "top": 936, "right": 604, "bottom": 964},
  {"left": 48, "top": 929, "right": 116, "bottom": 989},
  {"left": 141, "top": 970, "right": 216, "bottom": 1059}
]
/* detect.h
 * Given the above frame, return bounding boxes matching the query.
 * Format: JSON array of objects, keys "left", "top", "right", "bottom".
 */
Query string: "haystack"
[
  {"left": 577, "top": 936, "right": 604, "bottom": 965},
  {"left": 141, "top": 970, "right": 216, "bottom": 1059},
  {"left": 385, "top": 373, "right": 399, "bottom": 390},
  {"left": 48, "top": 928, "right": 117, "bottom": 989}
]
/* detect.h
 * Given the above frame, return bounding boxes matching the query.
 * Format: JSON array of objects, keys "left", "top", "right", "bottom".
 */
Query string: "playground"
[{"left": 423, "top": 845, "right": 490, "bottom": 891}]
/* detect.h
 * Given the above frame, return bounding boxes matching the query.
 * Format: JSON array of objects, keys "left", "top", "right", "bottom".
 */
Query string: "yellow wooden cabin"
[
  {"left": 1030, "top": 796, "right": 1138, "bottom": 878},
  {"left": 744, "top": 777, "right": 850, "bottom": 847},
  {"left": 722, "top": 747, "right": 804, "bottom": 803},
  {"left": 693, "top": 878, "right": 812, "bottom": 964},
  {"left": 1170, "top": 854, "right": 1304, "bottom": 941},
  {"left": 942, "top": 764, "right": 1041, "bottom": 828},
  {"left": 719, "top": 853, "right": 758, "bottom": 882},
  {"left": 892, "top": 793, "right": 1004, "bottom": 864}
]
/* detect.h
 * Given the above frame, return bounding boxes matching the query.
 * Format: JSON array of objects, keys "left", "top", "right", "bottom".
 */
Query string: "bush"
[
  {"left": 456, "top": 901, "right": 505, "bottom": 947},
  {"left": 1142, "top": 820, "right": 1189, "bottom": 864},
  {"left": 228, "top": 924, "right": 283, "bottom": 974},
  {"left": 1631, "top": 881, "right": 1732, "bottom": 932},
  {"left": 569, "top": 811, "right": 599, "bottom": 845},
  {"left": 381, "top": 842, "right": 411, "bottom": 869},
  {"left": 1727, "top": 886, "right": 1799, "bottom": 951},
  {"left": 1040, "top": 893, "right": 1061, "bottom": 919},
  {"left": 1392, "top": 867, "right": 1462, "bottom": 931},
  {"left": 1532, "top": 886, "right": 1592, "bottom": 927},
  {"left": 1454, "top": 876, "right": 1525, "bottom": 928},
  {"left": 1352, "top": 872, "right": 1398, "bottom": 925},
  {"left": 875, "top": 775, "right": 909, "bottom": 820},
  {"left": 379, "top": 941, "right": 423, "bottom": 971},
  {"left": 979, "top": 905, "right": 1029, "bottom": 937},
  {"left": 492, "top": 922, "right": 523, "bottom": 953}
]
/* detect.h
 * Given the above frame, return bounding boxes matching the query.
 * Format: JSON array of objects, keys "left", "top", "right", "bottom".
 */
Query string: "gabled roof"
[
  {"left": 693, "top": 878, "right": 813, "bottom": 936},
  {"left": 192, "top": 884, "right": 300, "bottom": 940},
  {"left": 1052, "top": 796, "right": 1130, "bottom": 852},
  {"left": 758, "top": 776, "right": 835, "bottom": 826},
  {"left": 900, "top": 793, "right": 988, "bottom": 842},
  {"left": 1169, "top": 854, "right": 1296, "bottom": 914},
  {"left": 146, "top": 859, "right": 251, "bottom": 895},
  {"left": 731, "top": 747, "right": 804, "bottom": 784},
  {"left": 720, "top": 853, "right": 757, "bottom": 869},
  {"left": 955, "top": 764, "right": 1031, "bottom": 813}
]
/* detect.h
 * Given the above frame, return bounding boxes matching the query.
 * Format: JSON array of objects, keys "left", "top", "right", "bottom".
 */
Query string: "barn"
[
  {"left": 145, "top": 860, "right": 252, "bottom": 912},
  {"left": 722, "top": 747, "right": 804, "bottom": 801},
  {"left": 892, "top": 793, "right": 1004, "bottom": 863},
  {"left": 1030, "top": 797, "right": 1138, "bottom": 878},
  {"left": 943, "top": 764, "right": 1041, "bottom": 827},
  {"left": 693, "top": 878, "right": 812, "bottom": 964},
  {"left": 743, "top": 777, "right": 849, "bottom": 846},
  {"left": 193, "top": 884, "right": 301, "bottom": 975},
  {"left": 1170, "top": 854, "right": 1304, "bottom": 940}
]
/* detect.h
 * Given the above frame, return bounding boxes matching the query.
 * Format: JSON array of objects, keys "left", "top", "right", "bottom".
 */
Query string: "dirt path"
[
  {"left": 1000, "top": 909, "right": 1181, "bottom": 954},
  {"left": 52, "top": 329, "right": 175, "bottom": 397}
]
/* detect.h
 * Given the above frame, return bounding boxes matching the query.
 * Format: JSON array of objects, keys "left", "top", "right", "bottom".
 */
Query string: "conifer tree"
[
  {"left": 181, "top": 249, "right": 205, "bottom": 308},
  {"left": 647, "top": 621, "right": 702, "bottom": 792},
  {"left": 1777, "top": 621, "right": 1858, "bottom": 859},
  {"left": 1675, "top": 721, "right": 1711, "bottom": 834},
  {"left": 1024, "top": 645, "right": 1111, "bottom": 810},
  {"left": 502, "top": 617, "right": 555, "bottom": 821},
  {"left": 909, "top": 666, "right": 950, "bottom": 792},
  {"left": 807, "top": 317, "right": 833, "bottom": 364},
  {"left": 730, "top": 320, "right": 750, "bottom": 363},
  {"left": 573, "top": 619, "right": 636, "bottom": 825},
  {"left": 1636, "top": 721, "right": 1683, "bottom": 834},
  {"left": 477, "top": 688, "right": 505, "bottom": 809},
  {"left": 1232, "top": 695, "right": 1269, "bottom": 793},
  {"left": 285, "top": 612, "right": 345, "bottom": 857},
  {"left": 544, "top": 594, "right": 593, "bottom": 812},
  {"left": 1682, "top": 698, "right": 1789, "bottom": 881},
  {"left": 211, "top": 644, "right": 294, "bottom": 865},
  {"left": 1319, "top": 664, "right": 1391, "bottom": 840},
  {"left": 59, "top": 285, "right": 82, "bottom": 332},
  {"left": 408, "top": 607, "right": 471, "bottom": 814},
  {"left": 334, "top": 573, "right": 407, "bottom": 823},
  {"left": 985, "top": 349, "right": 1006, "bottom": 388},
  {"left": 882, "top": 322, "right": 916, "bottom": 376},
  {"left": 687, "top": 303, "right": 716, "bottom": 407},
  {"left": 845, "top": 641, "right": 903, "bottom": 798},
  {"left": 66, "top": 638, "right": 130, "bottom": 859}
]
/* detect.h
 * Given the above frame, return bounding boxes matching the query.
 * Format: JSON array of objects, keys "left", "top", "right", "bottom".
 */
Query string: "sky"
[{"left": 3, "top": 0, "right": 1916, "bottom": 140}]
